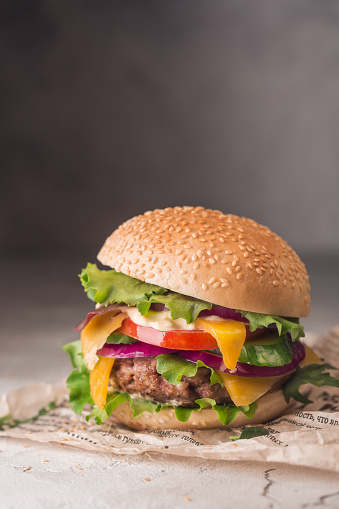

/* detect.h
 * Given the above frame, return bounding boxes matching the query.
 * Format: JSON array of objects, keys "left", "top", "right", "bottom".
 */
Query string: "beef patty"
[{"left": 108, "top": 357, "right": 232, "bottom": 407}]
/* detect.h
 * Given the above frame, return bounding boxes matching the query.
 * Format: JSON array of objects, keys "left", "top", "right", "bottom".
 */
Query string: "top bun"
[{"left": 98, "top": 207, "right": 310, "bottom": 317}]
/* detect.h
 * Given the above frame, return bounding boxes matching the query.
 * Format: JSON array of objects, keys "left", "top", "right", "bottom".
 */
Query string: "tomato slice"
[{"left": 119, "top": 318, "right": 218, "bottom": 350}]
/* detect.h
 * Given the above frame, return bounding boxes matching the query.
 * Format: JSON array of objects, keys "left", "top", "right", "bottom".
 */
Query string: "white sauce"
[{"left": 124, "top": 307, "right": 225, "bottom": 332}]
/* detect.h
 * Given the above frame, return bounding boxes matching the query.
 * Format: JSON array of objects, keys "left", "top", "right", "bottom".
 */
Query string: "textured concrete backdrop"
[{"left": 1, "top": 0, "right": 339, "bottom": 260}]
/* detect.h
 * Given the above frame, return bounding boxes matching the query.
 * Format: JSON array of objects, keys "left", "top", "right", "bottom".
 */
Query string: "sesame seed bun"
[
  {"left": 98, "top": 206, "right": 310, "bottom": 317},
  {"left": 110, "top": 389, "right": 289, "bottom": 430}
]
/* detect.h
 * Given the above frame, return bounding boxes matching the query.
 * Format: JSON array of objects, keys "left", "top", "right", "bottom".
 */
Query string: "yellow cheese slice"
[
  {"left": 196, "top": 318, "right": 246, "bottom": 370},
  {"left": 217, "top": 370, "right": 283, "bottom": 407},
  {"left": 81, "top": 311, "right": 127, "bottom": 370},
  {"left": 90, "top": 356, "right": 115, "bottom": 409},
  {"left": 217, "top": 343, "right": 321, "bottom": 407},
  {"left": 299, "top": 344, "right": 322, "bottom": 366}
]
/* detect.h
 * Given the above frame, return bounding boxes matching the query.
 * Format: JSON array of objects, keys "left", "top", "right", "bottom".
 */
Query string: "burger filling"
[{"left": 63, "top": 263, "right": 339, "bottom": 426}]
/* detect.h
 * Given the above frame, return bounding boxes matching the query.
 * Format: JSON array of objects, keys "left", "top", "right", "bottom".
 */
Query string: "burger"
[{"left": 63, "top": 206, "right": 337, "bottom": 430}]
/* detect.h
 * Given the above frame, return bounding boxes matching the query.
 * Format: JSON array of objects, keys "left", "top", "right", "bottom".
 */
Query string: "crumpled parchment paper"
[{"left": 1, "top": 328, "right": 339, "bottom": 471}]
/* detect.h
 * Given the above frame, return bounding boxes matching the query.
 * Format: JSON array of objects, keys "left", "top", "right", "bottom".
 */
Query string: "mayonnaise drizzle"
[{"left": 124, "top": 307, "right": 224, "bottom": 331}]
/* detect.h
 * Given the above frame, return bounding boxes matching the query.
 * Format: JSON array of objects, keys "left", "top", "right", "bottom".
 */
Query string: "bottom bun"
[{"left": 111, "top": 390, "right": 289, "bottom": 430}]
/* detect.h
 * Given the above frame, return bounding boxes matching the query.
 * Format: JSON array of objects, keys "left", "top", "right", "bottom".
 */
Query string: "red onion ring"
[
  {"left": 97, "top": 342, "right": 178, "bottom": 358},
  {"left": 177, "top": 341, "right": 305, "bottom": 377},
  {"left": 97, "top": 339, "right": 305, "bottom": 377}
]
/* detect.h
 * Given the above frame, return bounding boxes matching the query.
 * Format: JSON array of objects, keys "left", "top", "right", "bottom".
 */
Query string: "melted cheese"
[
  {"left": 217, "top": 343, "right": 320, "bottom": 407},
  {"left": 299, "top": 344, "right": 322, "bottom": 366},
  {"left": 81, "top": 311, "right": 127, "bottom": 370},
  {"left": 196, "top": 318, "right": 246, "bottom": 370},
  {"left": 217, "top": 370, "right": 282, "bottom": 406},
  {"left": 90, "top": 356, "right": 115, "bottom": 409}
]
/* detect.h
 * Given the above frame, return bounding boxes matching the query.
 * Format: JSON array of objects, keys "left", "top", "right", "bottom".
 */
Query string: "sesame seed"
[
  {"left": 244, "top": 252, "right": 249, "bottom": 258},
  {"left": 225, "top": 250, "right": 233, "bottom": 255},
  {"left": 213, "top": 282, "right": 220, "bottom": 288},
  {"left": 227, "top": 267, "right": 233, "bottom": 275},
  {"left": 236, "top": 273, "right": 242, "bottom": 279},
  {"left": 221, "top": 283, "right": 229, "bottom": 288},
  {"left": 256, "top": 268, "right": 262, "bottom": 275},
  {"left": 273, "top": 280, "right": 279, "bottom": 286},
  {"left": 232, "top": 260, "right": 237, "bottom": 267},
  {"left": 209, "top": 277, "right": 216, "bottom": 284},
  {"left": 201, "top": 283, "right": 208, "bottom": 290},
  {"left": 236, "top": 265, "right": 241, "bottom": 272},
  {"left": 209, "top": 258, "right": 215, "bottom": 264},
  {"left": 191, "top": 273, "right": 196, "bottom": 280}
]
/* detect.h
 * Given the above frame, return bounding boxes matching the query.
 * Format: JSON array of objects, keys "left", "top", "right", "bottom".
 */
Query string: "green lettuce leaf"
[
  {"left": 137, "top": 294, "right": 211, "bottom": 325},
  {"left": 0, "top": 401, "right": 56, "bottom": 430},
  {"left": 79, "top": 263, "right": 167, "bottom": 306},
  {"left": 62, "top": 340, "right": 94, "bottom": 414},
  {"left": 62, "top": 339, "right": 87, "bottom": 371},
  {"left": 283, "top": 363, "right": 339, "bottom": 404},
  {"left": 173, "top": 399, "right": 257, "bottom": 425},
  {"left": 79, "top": 263, "right": 211, "bottom": 323},
  {"left": 106, "top": 331, "right": 138, "bottom": 344},
  {"left": 156, "top": 354, "right": 223, "bottom": 386},
  {"left": 87, "top": 392, "right": 257, "bottom": 426},
  {"left": 87, "top": 392, "right": 162, "bottom": 424},
  {"left": 237, "top": 310, "right": 305, "bottom": 341},
  {"left": 230, "top": 426, "right": 269, "bottom": 441}
]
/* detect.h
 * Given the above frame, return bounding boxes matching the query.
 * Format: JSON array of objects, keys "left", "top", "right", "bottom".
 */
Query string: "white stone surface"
[{"left": 2, "top": 437, "right": 339, "bottom": 509}]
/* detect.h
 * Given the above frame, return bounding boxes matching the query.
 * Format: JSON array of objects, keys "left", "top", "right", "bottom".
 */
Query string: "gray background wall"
[{"left": 1, "top": 0, "right": 339, "bottom": 261}]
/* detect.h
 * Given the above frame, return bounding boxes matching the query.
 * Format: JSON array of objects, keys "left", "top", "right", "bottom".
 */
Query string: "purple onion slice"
[
  {"left": 97, "top": 342, "right": 178, "bottom": 358},
  {"left": 97, "top": 339, "right": 305, "bottom": 377},
  {"left": 177, "top": 341, "right": 305, "bottom": 377}
]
